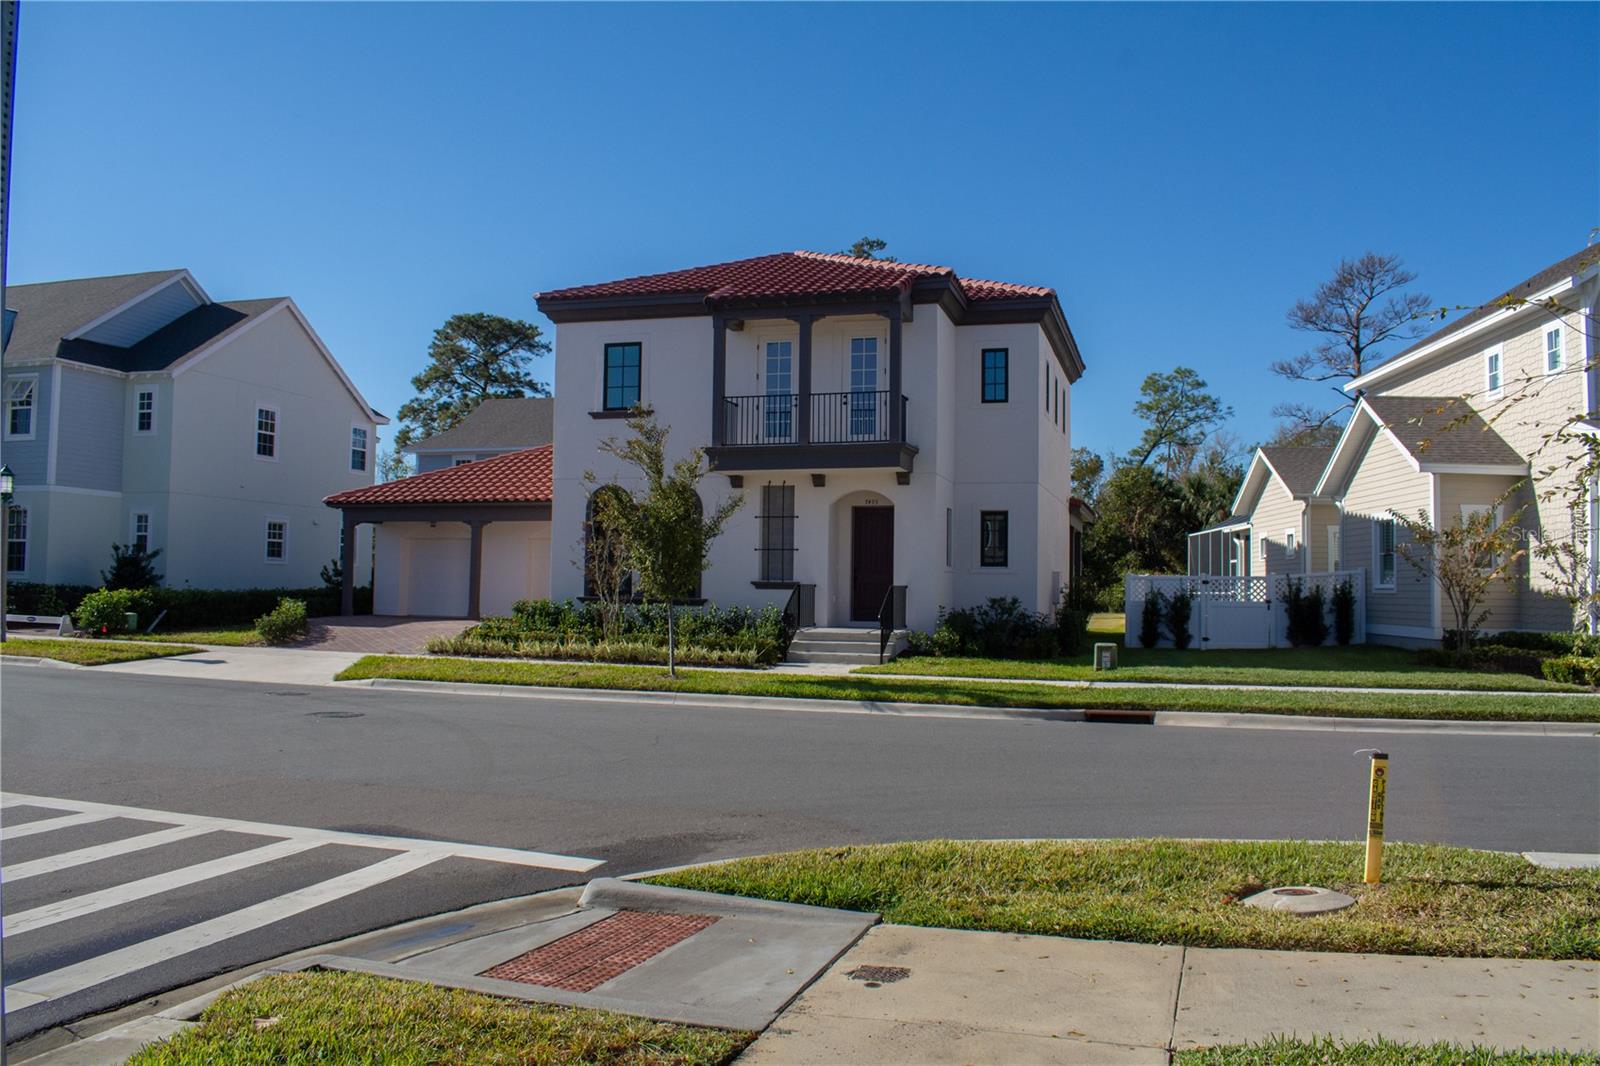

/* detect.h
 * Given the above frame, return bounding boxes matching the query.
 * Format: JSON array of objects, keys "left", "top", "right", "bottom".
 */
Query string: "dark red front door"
[{"left": 851, "top": 506, "right": 894, "bottom": 622}]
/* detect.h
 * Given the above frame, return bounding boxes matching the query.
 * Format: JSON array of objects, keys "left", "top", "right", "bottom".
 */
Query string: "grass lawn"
[
  {"left": 120, "top": 628, "right": 264, "bottom": 647},
  {"left": 1174, "top": 1036, "right": 1596, "bottom": 1065},
  {"left": 128, "top": 970, "right": 751, "bottom": 1066},
  {"left": 648, "top": 840, "right": 1600, "bottom": 960},
  {"left": 1, "top": 637, "right": 203, "bottom": 666},
  {"left": 334, "top": 655, "right": 1600, "bottom": 722},
  {"left": 864, "top": 643, "right": 1585, "bottom": 693}
]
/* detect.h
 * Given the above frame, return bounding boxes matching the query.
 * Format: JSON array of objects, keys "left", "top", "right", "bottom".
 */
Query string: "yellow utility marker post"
[{"left": 1363, "top": 750, "right": 1388, "bottom": 884}]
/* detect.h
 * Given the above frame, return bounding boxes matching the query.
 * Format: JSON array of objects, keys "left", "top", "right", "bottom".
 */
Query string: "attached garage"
[{"left": 325, "top": 446, "right": 553, "bottom": 619}]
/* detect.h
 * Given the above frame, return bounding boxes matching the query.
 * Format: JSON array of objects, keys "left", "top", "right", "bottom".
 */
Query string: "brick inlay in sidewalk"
[{"left": 480, "top": 910, "right": 719, "bottom": 992}]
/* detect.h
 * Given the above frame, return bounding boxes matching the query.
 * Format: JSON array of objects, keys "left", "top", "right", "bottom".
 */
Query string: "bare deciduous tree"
[
  {"left": 1271, "top": 252, "right": 1432, "bottom": 436},
  {"left": 1393, "top": 494, "right": 1527, "bottom": 649}
]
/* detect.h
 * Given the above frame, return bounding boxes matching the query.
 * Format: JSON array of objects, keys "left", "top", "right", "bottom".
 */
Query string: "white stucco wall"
[{"left": 374, "top": 520, "right": 550, "bottom": 618}]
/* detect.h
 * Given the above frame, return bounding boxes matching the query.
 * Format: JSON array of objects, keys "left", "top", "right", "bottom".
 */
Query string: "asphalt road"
[{"left": 2, "top": 664, "right": 1597, "bottom": 1041}]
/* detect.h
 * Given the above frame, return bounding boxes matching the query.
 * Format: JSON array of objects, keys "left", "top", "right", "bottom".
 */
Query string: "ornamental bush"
[
  {"left": 1332, "top": 578, "right": 1356, "bottom": 646},
  {"left": 254, "top": 598, "right": 308, "bottom": 645},
  {"left": 75, "top": 588, "right": 158, "bottom": 635},
  {"left": 1283, "top": 580, "right": 1330, "bottom": 648},
  {"left": 1165, "top": 589, "right": 1193, "bottom": 650},
  {"left": 1540, "top": 655, "right": 1600, "bottom": 687},
  {"left": 924, "top": 597, "right": 1057, "bottom": 659},
  {"left": 463, "top": 599, "right": 787, "bottom": 665},
  {"left": 1139, "top": 589, "right": 1165, "bottom": 649}
]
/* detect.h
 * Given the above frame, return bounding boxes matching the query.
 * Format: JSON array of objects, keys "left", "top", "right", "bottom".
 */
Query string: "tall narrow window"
[
  {"left": 944, "top": 507, "right": 953, "bottom": 568},
  {"left": 1375, "top": 518, "right": 1396, "bottom": 589},
  {"left": 1485, "top": 347, "right": 1502, "bottom": 395},
  {"left": 256, "top": 407, "right": 278, "bottom": 458},
  {"left": 1044, "top": 366, "right": 1051, "bottom": 414},
  {"left": 350, "top": 426, "right": 369, "bottom": 471},
  {"left": 603, "top": 342, "right": 642, "bottom": 411},
  {"left": 6, "top": 505, "right": 27, "bottom": 573},
  {"left": 1546, "top": 326, "right": 1564, "bottom": 374},
  {"left": 759, "top": 483, "right": 797, "bottom": 582},
  {"left": 980, "top": 510, "right": 1009, "bottom": 567},
  {"left": 265, "top": 519, "right": 287, "bottom": 562},
  {"left": 981, "top": 349, "right": 1008, "bottom": 403},
  {"left": 135, "top": 388, "right": 156, "bottom": 433},
  {"left": 764, "top": 340, "right": 794, "bottom": 441},
  {"left": 6, "top": 377, "right": 35, "bottom": 438},
  {"left": 848, "top": 337, "right": 880, "bottom": 438},
  {"left": 131, "top": 512, "right": 151, "bottom": 553}
]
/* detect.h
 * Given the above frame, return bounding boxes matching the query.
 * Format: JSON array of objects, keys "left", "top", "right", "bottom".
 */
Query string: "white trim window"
[
  {"left": 1545, "top": 324, "right": 1564, "bottom": 375},
  {"left": 131, "top": 511, "right": 152, "bottom": 553},
  {"left": 5, "top": 504, "right": 27, "bottom": 574},
  {"left": 134, "top": 387, "right": 156, "bottom": 434},
  {"left": 350, "top": 425, "right": 368, "bottom": 472},
  {"left": 1374, "top": 517, "right": 1397, "bottom": 589},
  {"left": 264, "top": 518, "right": 288, "bottom": 563},
  {"left": 6, "top": 375, "right": 36, "bottom": 439},
  {"left": 1284, "top": 529, "right": 1298, "bottom": 559},
  {"left": 453, "top": 455, "right": 478, "bottom": 467},
  {"left": 255, "top": 406, "right": 279, "bottom": 459},
  {"left": 1460, "top": 503, "right": 1506, "bottom": 570},
  {"left": 1484, "top": 345, "right": 1503, "bottom": 397}
]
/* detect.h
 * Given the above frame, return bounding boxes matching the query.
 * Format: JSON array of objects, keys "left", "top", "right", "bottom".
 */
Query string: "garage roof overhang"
[{"left": 327, "top": 501, "right": 552, "bottom": 524}]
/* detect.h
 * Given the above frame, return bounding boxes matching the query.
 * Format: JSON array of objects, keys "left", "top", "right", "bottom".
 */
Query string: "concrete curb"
[
  {"left": 580, "top": 877, "right": 874, "bottom": 925},
  {"left": 340, "top": 677, "right": 1600, "bottom": 737}
]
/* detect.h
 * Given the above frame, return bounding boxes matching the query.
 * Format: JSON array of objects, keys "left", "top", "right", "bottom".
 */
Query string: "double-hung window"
[
  {"left": 1485, "top": 346, "right": 1503, "bottom": 396},
  {"left": 764, "top": 340, "right": 794, "bottom": 441},
  {"left": 980, "top": 510, "right": 1009, "bottom": 567},
  {"left": 758, "top": 483, "right": 796, "bottom": 582},
  {"left": 1545, "top": 325, "right": 1564, "bottom": 374},
  {"left": 131, "top": 512, "right": 151, "bottom": 554},
  {"left": 256, "top": 407, "right": 278, "bottom": 458},
  {"left": 1374, "top": 518, "right": 1397, "bottom": 589},
  {"left": 264, "top": 518, "right": 287, "bottom": 563},
  {"left": 135, "top": 388, "right": 156, "bottom": 434},
  {"left": 603, "top": 343, "right": 642, "bottom": 411},
  {"left": 350, "top": 426, "right": 368, "bottom": 472},
  {"left": 1284, "top": 530, "right": 1298, "bottom": 559},
  {"left": 981, "top": 349, "right": 1008, "bottom": 403},
  {"left": 6, "top": 377, "right": 35, "bottom": 438},
  {"left": 6, "top": 505, "right": 27, "bottom": 573},
  {"left": 849, "top": 337, "right": 880, "bottom": 438}
]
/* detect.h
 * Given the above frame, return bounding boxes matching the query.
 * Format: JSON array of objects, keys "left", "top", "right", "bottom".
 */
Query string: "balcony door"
[
  {"left": 764, "top": 340, "right": 794, "bottom": 442},
  {"left": 849, "top": 337, "right": 879, "bottom": 439}
]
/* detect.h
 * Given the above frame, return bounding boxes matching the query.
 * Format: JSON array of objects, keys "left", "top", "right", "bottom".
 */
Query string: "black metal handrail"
[
  {"left": 777, "top": 583, "right": 818, "bottom": 657},
  {"left": 878, "top": 584, "right": 907, "bottom": 663},
  {"left": 721, "top": 391, "right": 906, "bottom": 446}
]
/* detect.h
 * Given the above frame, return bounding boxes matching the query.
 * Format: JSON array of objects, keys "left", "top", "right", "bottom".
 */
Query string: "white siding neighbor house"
[
  {"left": 2, "top": 269, "right": 385, "bottom": 589},
  {"left": 1175, "top": 245, "right": 1599, "bottom": 647},
  {"left": 532, "top": 250, "right": 1086, "bottom": 632}
]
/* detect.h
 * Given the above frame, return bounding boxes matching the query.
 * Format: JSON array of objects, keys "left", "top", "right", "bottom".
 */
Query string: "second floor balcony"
[{"left": 707, "top": 389, "right": 916, "bottom": 474}]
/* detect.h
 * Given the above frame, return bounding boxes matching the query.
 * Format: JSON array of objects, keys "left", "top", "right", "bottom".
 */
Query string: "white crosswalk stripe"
[{"left": 0, "top": 792, "right": 603, "bottom": 1015}]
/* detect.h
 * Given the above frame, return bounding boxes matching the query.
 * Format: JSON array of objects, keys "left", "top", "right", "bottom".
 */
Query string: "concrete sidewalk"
[
  {"left": 89, "top": 644, "right": 363, "bottom": 685},
  {"left": 744, "top": 924, "right": 1600, "bottom": 1063}
]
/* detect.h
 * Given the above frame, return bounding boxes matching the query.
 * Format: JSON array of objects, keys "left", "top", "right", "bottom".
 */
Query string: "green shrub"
[
  {"left": 102, "top": 543, "right": 164, "bottom": 590},
  {"left": 6, "top": 583, "right": 96, "bottom": 617},
  {"left": 1055, "top": 604, "right": 1090, "bottom": 656},
  {"left": 1283, "top": 580, "right": 1330, "bottom": 648},
  {"left": 925, "top": 598, "right": 1057, "bottom": 659},
  {"left": 427, "top": 634, "right": 763, "bottom": 668},
  {"left": 1166, "top": 589, "right": 1193, "bottom": 650},
  {"left": 75, "top": 588, "right": 157, "bottom": 635},
  {"left": 1332, "top": 578, "right": 1356, "bottom": 646},
  {"left": 1488, "top": 630, "right": 1600, "bottom": 656},
  {"left": 1139, "top": 589, "right": 1165, "bottom": 648},
  {"left": 1541, "top": 655, "right": 1600, "bottom": 687},
  {"left": 254, "top": 598, "right": 308, "bottom": 645},
  {"left": 1415, "top": 643, "right": 1550, "bottom": 678}
]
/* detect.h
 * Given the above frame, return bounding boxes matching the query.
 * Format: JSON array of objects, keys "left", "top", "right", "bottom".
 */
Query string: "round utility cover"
[{"left": 1240, "top": 885, "right": 1356, "bottom": 915}]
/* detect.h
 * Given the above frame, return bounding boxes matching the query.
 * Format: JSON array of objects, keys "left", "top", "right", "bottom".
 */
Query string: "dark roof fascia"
[
  {"left": 325, "top": 501, "right": 552, "bottom": 523},
  {"left": 537, "top": 292, "right": 709, "bottom": 323},
  {"left": 962, "top": 295, "right": 1085, "bottom": 382}
]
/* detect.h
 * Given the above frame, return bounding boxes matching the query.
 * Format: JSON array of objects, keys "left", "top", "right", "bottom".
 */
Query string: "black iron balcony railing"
[{"left": 721, "top": 390, "right": 906, "bottom": 446}]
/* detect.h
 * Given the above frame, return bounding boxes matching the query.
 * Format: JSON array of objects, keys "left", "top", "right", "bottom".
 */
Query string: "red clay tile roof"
[
  {"left": 536, "top": 251, "right": 1053, "bottom": 305},
  {"left": 326, "top": 445, "right": 553, "bottom": 506}
]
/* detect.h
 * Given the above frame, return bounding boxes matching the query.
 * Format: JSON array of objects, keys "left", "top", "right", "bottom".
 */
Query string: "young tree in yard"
[
  {"left": 102, "top": 543, "right": 162, "bottom": 589},
  {"left": 587, "top": 412, "right": 742, "bottom": 675},
  {"left": 581, "top": 485, "right": 635, "bottom": 642},
  {"left": 1270, "top": 252, "right": 1432, "bottom": 439},
  {"left": 393, "top": 313, "right": 549, "bottom": 448},
  {"left": 1532, "top": 490, "right": 1600, "bottom": 633},
  {"left": 1394, "top": 496, "right": 1528, "bottom": 649},
  {"left": 1128, "top": 367, "right": 1232, "bottom": 471}
]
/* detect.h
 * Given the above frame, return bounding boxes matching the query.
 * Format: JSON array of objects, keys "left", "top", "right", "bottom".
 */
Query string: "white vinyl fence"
[{"left": 1123, "top": 571, "right": 1367, "bottom": 649}]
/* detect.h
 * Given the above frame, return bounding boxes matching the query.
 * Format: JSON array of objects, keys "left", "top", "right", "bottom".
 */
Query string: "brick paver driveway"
[{"left": 296, "top": 616, "right": 472, "bottom": 654}]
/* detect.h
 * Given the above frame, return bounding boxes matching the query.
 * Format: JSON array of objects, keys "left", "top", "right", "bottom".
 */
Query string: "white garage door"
[{"left": 405, "top": 538, "right": 470, "bottom": 617}]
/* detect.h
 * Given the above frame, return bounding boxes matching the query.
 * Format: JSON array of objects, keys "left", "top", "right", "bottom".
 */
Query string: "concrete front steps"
[{"left": 785, "top": 627, "right": 898, "bottom": 666}]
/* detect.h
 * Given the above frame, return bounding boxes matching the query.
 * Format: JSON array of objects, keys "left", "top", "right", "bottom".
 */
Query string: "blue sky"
[{"left": 8, "top": 2, "right": 1596, "bottom": 462}]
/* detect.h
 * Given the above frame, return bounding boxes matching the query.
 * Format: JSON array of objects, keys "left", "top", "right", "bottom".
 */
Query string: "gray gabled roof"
[
  {"left": 54, "top": 298, "right": 284, "bottom": 373},
  {"left": 3, "top": 269, "right": 187, "bottom": 363},
  {"left": 1259, "top": 445, "right": 1335, "bottom": 497},
  {"left": 1364, "top": 395, "right": 1526, "bottom": 468},
  {"left": 406, "top": 396, "right": 555, "bottom": 453}
]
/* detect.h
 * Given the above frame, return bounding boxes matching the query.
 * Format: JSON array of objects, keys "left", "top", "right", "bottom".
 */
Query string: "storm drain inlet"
[{"left": 480, "top": 910, "right": 718, "bottom": 992}]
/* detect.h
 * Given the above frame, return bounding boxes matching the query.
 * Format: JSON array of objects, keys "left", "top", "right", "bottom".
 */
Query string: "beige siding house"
[{"left": 1187, "top": 445, "right": 1334, "bottom": 579}]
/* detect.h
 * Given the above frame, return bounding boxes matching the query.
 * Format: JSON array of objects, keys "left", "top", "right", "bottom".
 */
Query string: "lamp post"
[{"left": 0, "top": 463, "right": 12, "bottom": 644}]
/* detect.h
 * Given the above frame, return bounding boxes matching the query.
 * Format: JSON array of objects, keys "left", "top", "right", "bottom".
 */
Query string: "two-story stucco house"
[
  {"left": 2, "top": 269, "right": 385, "bottom": 589},
  {"left": 533, "top": 251, "right": 1085, "bottom": 632}
]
